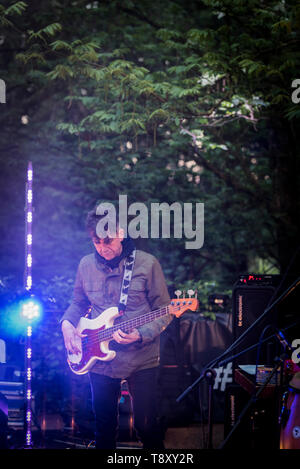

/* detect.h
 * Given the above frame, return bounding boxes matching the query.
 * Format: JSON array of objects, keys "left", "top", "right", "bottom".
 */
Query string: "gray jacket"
[{"left": 61, "top": 249, "right": 172, "bottom": 378}]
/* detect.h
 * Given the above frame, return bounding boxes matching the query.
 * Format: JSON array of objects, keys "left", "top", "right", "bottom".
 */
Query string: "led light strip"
[{"left": 24, "top": 161, "right": 33, "bottom": 448}]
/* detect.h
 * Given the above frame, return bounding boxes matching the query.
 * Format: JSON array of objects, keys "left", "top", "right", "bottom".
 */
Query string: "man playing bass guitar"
[{"left": 61, "top": 206, "right": 173, "bottom": 449}]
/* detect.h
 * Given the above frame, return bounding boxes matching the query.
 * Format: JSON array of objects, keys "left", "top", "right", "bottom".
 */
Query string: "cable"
[{"left": 254, "top": 324, "right": 276, "bottom": 383}]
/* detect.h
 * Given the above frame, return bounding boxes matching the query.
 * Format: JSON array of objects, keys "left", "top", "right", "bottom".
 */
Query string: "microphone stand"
[
  {"left": 176, "top": 277, "right": 300, "bottom": 449},
  {"left": 203, "top": 368, "right": 216, "bottom": 449}
]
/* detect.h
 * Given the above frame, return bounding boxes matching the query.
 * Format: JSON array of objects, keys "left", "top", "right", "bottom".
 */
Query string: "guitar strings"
[
  {"left": 81, "top": 305, "right": 171, "bottom": 349},
  {"left": 80, "top": 302, "right": 192, "bottom": 351}
]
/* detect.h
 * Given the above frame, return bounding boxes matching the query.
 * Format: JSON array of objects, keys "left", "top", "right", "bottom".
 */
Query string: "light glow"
[
  {"left": 21, "top": 300, "right": 40, "bottom": 320},
  {"left": 26, "top": 276, "right": 32, "bottom": 290},
  {"left": 26, "top": 431, "right": 31, "bottom": 445}
]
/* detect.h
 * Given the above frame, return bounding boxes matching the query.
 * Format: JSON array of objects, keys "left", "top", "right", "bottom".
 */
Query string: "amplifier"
[
  {"left": 236, "top": 274, "right": 282, "bottom": 287},
  {"left": 0, "top": 381, "right": 25, "bottom": 430},
  {"left": 232, "top": 282, "right": 279, "bottom": 366},
  {"left": 0, "top": 391, "right": 8, "bottom": 448},
  {"left": 232, "top": 273, "right": 299, "bottom": 367}
]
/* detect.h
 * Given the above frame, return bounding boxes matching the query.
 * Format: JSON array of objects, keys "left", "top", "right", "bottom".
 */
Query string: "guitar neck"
[{"left": 99, "top": 305, "right": 170, "bottom": 342}]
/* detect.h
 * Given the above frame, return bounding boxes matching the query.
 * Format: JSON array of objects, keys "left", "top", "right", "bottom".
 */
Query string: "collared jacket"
[{"left": 60, "top": 249, "right": 172, "bottom": 378}]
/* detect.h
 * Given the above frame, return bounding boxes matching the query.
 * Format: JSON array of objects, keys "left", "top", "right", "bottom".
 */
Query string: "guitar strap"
[{"left": 118, "top": 248, "right": 136, "bottom": 314}]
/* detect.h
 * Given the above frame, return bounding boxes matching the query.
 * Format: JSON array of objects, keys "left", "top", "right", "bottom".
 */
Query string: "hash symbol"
[{"left": 213, "top": 362, "right": 233, "bottom": 391}]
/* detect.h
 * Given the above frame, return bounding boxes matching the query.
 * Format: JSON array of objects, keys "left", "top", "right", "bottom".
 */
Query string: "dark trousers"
[{"left": 89, "top": 367, "right": 164, "bottom": 449}]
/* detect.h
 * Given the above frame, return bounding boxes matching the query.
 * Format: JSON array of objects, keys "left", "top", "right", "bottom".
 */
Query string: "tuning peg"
[
  {"left": 187, "top": 289, "right": 195, "bottom": 298},
  {"left": 175, "top": 290, "right": 182, "bottom": 299}
]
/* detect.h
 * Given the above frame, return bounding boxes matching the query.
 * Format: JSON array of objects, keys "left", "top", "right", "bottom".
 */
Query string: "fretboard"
[{"left": 98, "top": 305, "right": 171, "bottom": 342}]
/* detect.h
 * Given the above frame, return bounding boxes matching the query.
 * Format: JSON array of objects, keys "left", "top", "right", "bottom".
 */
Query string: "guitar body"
[
  {"left": 67, "top": 306, "right": 121, "bottom": 375},
  {"left": 66, "top": 297, "right": 198, "bottom": 375}
]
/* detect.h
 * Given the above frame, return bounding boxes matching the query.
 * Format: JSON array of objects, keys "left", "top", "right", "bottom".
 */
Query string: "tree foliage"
[
  {"left": 1, "top": 0, "right": 299, "bottom": 286},
  {"left": 0, "top": 0, "right": 299, "bottom": 428}
]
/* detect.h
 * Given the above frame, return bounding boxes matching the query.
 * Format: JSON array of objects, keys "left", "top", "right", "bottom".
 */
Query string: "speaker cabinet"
[
  {"left": 232, "top": 284, "right": 278, "bottom": 366},
  {"left": 0, "top": 391, "right": 8, "bottom": 449},
  {"left": 224, "top": 384, "right": 279, "bottom": 449}
]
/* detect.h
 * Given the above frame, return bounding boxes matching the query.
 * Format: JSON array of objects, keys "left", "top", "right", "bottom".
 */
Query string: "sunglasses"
[{"left": 92, "top": 236, "right": 116, "bottom": 246}]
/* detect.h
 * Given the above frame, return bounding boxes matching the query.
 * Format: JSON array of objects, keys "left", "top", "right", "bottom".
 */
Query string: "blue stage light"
[{"left": 21, "top": 297, "right": 41, "bottom": 321}]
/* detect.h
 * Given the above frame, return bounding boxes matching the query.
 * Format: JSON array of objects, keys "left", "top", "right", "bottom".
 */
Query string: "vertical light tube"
[
  {"left": 25, "top": 161, "right": 33, "bottom": 292},
  {"left": 24, "top": 161, "right": 33, "bottom": 448}
]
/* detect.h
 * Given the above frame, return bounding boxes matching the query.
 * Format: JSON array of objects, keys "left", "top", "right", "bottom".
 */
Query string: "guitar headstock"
[{"left": 169, "top": 289, "right": 198, "bottom": 317}]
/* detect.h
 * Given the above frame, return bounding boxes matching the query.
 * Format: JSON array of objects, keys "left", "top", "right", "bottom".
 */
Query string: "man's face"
[{"left": 92, "top": 228, "right": 124, "bottom": 261}]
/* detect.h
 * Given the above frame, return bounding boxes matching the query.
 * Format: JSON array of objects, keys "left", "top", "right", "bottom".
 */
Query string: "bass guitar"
[{"left": 67, "top": 295, "right": 198, "bottom": 375}]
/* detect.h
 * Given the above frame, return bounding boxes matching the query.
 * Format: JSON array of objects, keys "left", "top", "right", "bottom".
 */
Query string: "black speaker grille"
[{"left": 232, "top": 285, "right": 278, "bottom": 366}]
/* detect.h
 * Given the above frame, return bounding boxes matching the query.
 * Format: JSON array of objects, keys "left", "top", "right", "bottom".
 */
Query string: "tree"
[{"left": 0, "top": 0, "right": 299, "bottom": 291}]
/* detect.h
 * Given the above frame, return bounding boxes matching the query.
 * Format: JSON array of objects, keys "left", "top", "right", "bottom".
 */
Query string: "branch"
[
  {"left": 117, "top": 5, "right": 161, "bottom": 30},
  {"left": 197, "top": 113, "right": 258, "bottom": 128},
  {"left": 180, "top": 125, "right": 263, "bottom": 199}
]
